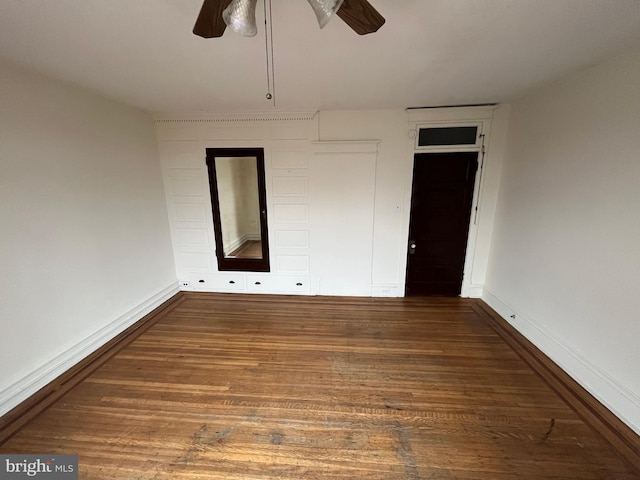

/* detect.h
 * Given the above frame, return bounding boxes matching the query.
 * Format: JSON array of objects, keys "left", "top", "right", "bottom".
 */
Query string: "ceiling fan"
[{"left": 193, "top": 0, "right": 385, "bottom": 38}]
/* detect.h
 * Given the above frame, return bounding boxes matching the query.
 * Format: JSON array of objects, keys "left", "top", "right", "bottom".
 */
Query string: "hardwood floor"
[{"left": 1, "top": 293, "right": 637, "bottom": 479}]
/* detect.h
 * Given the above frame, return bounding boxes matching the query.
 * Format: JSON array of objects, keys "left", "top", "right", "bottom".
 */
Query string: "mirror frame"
[{"left": 205, "top": 147, "right": 270, "bottom": 272}]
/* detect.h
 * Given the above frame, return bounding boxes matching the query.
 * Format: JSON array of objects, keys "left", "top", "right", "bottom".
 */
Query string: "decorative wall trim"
[
  {"left": 475, "top": 293, "right": 640, "bottom": 472},
  {"left": 0, "top": 283, "right": 181, "bottom": 434},
  {"left": 154, "top": 111, "right": 318, "bottom": 123}
]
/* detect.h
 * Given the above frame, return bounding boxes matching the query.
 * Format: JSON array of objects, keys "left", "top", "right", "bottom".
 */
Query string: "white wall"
[
  {"left": 484, "top": 48, "right": 640, "bottom": 433},
  {"left": 157, "top": 113, "right": 390, "bottom": 296},
  {"left": 0, "top": 61, "right": 177, "bottom": 415},
  {"left": 310, "top": 140, "right": 379, "bottom": 296},
  {"left": 318, "top": 108, "right": 509, "bottom": 297},
  {"left": 317, "top": 110, "right": 409, "bottom": 295},
  {"left": 156, "top": 113, "right": 320, "bottom": 295},
  {"left": 158, "top": 108, "right": 506, "bottom": 298}
]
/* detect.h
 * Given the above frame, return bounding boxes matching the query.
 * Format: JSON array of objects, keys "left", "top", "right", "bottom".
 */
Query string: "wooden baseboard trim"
[
  {"left": 472, "top": 299, "right": 640, "bottom": 474},
  {"left": 0, "top": 292, "right": 186, "bottom": 446}
]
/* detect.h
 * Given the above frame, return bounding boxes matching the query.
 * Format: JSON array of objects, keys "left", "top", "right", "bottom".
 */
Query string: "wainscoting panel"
[{"left": 156, "top": 113, "right": 317, "bottom": 294}]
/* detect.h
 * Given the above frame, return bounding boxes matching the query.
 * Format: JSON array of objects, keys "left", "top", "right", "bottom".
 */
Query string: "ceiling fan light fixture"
[
  {"left": 222, "top": 0, "right": 258, "bottom": 37},
  {"left": 306, "top": 0, "right": 345, "bottom": 29}
]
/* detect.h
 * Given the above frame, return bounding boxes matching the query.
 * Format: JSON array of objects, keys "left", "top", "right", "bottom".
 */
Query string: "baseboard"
[
  {"left": 474, "top": 293, "right": 640, "bottom": 473},
  {"left": 0, "top": 285, "right": 184, "bottom": 444},
  {"left": 224, "top": 234, "right": 260, "bottom": 256},
  {"left": 223, "top": 235, "right": 246, "bottom": 255},
  {"left": 468, "top": 284, "right": 483, "bottom": 298}
]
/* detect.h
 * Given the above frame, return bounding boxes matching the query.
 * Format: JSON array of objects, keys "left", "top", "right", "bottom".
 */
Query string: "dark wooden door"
[{"left": 405, "top": 152, "right": 478, "bottom": 296}]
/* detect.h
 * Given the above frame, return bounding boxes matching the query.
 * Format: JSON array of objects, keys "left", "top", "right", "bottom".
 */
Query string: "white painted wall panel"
[
  {"left": 275, "top": 230, "right": 310, "bottom": 249},
  {"left": 271, "top": 150, "right": 309, "bottom": 170},
  {"left": 172, "top": 204, "right": 207, "bottom": 222},
  {"left": 272, "top": 177, "right": 308, "bottom": 196},
  {"left": 273, "top": 204, "right": 309, "bottom": 223},
  {"left": 276, "top": 255, "right": 311, "bottom": 273},
  {"left": 310, "top": 146, "right": 377, "bottom": 296},
  {"left": 317, "top": 111, "right": 410, "bottom": 294},
  {"left": 179, "top": 252, "right": 213, "bottom": 270}
]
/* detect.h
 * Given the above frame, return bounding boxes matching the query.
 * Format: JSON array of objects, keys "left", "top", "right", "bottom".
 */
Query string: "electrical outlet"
[
  {"left": 372, "top": 286, "right": 396, "bottom": 297},
  {"left": 180, "top": 280, "right": 191, "bottom": 288}
]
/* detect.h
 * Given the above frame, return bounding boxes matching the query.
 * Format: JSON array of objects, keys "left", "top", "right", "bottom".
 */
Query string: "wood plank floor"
[{"left": 1, "top": 293, "right": 637, "bottom": 479}]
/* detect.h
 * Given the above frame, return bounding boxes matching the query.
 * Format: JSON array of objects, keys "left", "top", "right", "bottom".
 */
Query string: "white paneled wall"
[
  {"left": 310, "top": 141, "right": 378, "bottom": 296},
  {"left": 156, "top": 107, "right": 507, "bottom": 298},
  {"left": 161, "top": 140, "right": 214, "bottom": 276},
  {"left": 156, "top": 112, "right": 381, "bottom": 295},
  {"left": 269, "top": 134, "right": 313, "bottom": 282}
]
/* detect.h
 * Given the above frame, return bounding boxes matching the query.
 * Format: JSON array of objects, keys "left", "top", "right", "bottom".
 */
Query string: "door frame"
[{"left": 400, "top": 106, "right": 498, "bottom": 298}]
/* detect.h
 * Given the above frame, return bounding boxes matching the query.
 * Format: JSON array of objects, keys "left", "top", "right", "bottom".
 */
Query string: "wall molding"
[
  {"left": 0, "top": 283, "right": 180, "bottom": 422},
  {"left": 476, "top": 292, "right": 640, "bottom": 472},
  {"left": 154, "top": 111, "right": 318, "bottom": 123}
]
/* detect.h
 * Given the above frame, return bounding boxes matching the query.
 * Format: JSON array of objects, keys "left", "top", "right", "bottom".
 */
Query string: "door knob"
[{"left": 409, "top": 240, "right": 417, "bottom": 254}]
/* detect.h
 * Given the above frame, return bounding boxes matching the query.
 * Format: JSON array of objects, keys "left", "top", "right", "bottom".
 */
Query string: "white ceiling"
[{"left": 1, "top": 0, "right": 639, "bottom": 113}]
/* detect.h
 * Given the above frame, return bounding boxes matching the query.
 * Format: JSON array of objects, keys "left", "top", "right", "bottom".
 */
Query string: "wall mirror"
[{"left": 206, "top": 148, "right": 270, "bottom": 272}]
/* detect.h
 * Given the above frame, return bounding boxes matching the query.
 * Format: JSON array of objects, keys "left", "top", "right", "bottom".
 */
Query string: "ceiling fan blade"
[
  {"left": 193, "top": 0, "right": 233, "bottom": 38},
  {"left": 336, "top": 0, "right": 385, "bottom": 35}
]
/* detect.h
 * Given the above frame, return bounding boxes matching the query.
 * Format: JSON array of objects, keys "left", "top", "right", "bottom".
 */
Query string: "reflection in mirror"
[
  {"left": 206, "top": 148, "right": 270, "bottom": 272},
  {"left": 216, "top": 156, "right": 261, "bottom": 258}
]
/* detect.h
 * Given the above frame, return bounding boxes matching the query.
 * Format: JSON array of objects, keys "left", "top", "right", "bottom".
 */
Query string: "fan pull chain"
[{"left": 263, "top": 0, "right": 276, "bottom": 106}]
